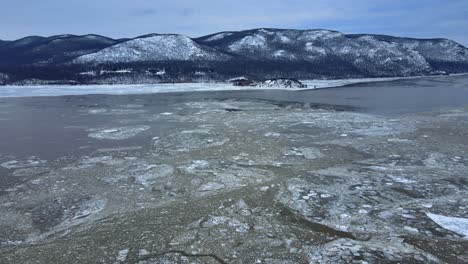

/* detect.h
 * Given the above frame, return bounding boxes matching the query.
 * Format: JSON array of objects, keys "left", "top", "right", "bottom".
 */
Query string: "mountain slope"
[
  {"left": 1, "top": 28, "right": 468, "bottom": 84},
  {"left": 0, "top": 34, "right": 121, "bottom": 65},
  {"left": 195, "top": 29, "right": 434, "bottom": 76},
  {"left": 348, "top": 34, "right": 468, "bottom": 72},
  {"left": 74, "top": 34, "right": 231, "bottom": 64}
]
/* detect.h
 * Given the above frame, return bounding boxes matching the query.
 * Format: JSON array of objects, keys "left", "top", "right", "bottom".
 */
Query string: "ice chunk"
[
  {"left": 299, "top": 147, "right": 324, "bottom": 160},
  {"left": 199, "top": 182, "right": 225, "bottom": 192},
  {"left": 116, "top": 249, "right": 129, "bottom": 262},
  {"left": 1, "top": 157, "right": 46, "bottom": 169},
  {"left": 135, "top": 164, "right": 174, "bottom": 187},
  {"left": 427, "top": 212, "right": 468, "bottom": 238},
  {"left": 72, "top": 199, "right": 106, "bottom": 220},
  {"left": 87, "top": 126, "right": 149, "bottom": 140},
  {"left": 389, "top": 175, "right": 416, "bottom": 184}
]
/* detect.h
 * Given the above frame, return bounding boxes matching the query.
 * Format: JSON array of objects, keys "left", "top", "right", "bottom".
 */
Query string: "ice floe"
[
  {"left": 85, "top": 108, "right": 147, "bottom": 115},
  {"left": 426, "top": 213, "right": 468, "bottom": 238},
  {"left": 116, "top": 248, "right": 129, "bottom": 262},
  {"left": 1, "top": 156, "right": 46, "bottom": 169},
  {"left": 87, "top": 126, "right": 150, "bottom": 140},
  {"left": 71, "top": 199, "right": 107, "bottom": 220}
]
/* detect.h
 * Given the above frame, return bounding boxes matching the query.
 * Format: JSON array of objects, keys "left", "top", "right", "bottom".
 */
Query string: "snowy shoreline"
[{"left": 0, "top": 74, "right": 466, "bottom": 98}]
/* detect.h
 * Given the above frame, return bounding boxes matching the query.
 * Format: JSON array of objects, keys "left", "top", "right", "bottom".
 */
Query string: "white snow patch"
[
  {"left": 100, "top": 69, "right": 132, "bottom": 74},
  {"left": 204, "top": 32, "right": 234, "bottom": 42},
  {"left": 273, "top": 50, "right": 295, "bottom": 59},
  {"left": 75, "top": 35, "right": 227, "bottom": 63},
  {"left": 305, "top": 43, "right": 326, "bottom": 55},
  {"left": 156, "top": 69, "right": 166, "bottom": 75},
  {"left": 79, "top": 71, "right": 97, "bottom": 76},
  {"left": 299, "top": 30, "right": 343, "bottom": 41},
  {"left": 229, "top": 35, "right": 267, "bottom": 51}
]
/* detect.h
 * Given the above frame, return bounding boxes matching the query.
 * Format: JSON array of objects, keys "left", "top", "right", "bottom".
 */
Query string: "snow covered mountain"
[
  {"left": 0, "top": 34, "right": 121, "bottom": 65},
  {"left": 195, "top": 29, "right": 438, "bottom": 76},
  {"left": 1, "top": 28, "right": 468, "bottom": 84},
  {"left": 348, "top": 34, "right": 468, "bottom": 72},
  {"left": 74, "top": 34, "right": 231, "bottom": 64}
]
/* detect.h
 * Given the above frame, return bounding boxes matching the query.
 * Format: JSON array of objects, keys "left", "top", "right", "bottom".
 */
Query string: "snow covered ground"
[{"left": 0, "top": 77, "right": 414, "bottom": 98}]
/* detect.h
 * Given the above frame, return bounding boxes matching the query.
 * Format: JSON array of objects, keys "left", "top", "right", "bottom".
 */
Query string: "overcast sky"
[{"left": 1, "top": 0, "right": 467, "bottom": 46}]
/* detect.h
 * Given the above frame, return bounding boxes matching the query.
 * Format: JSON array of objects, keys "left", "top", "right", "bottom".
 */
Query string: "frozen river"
[{"left": 0, "top": 74, "right": 467, "bottom": 263}]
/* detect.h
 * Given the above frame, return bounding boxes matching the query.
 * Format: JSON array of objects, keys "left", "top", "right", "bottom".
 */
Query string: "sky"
[{"left": 1, "top": 0, "right": 467, "bottom": 46}]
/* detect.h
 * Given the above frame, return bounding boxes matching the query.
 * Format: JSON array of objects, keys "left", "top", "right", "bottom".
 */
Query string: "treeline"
[{"left": 1, "top": 58, "right": 466, "bottom": 85}]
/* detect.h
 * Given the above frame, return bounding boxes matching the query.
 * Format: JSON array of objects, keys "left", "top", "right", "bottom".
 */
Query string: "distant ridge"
[{"left": 1, "top": 28, "right": 467, "bottom": 85}]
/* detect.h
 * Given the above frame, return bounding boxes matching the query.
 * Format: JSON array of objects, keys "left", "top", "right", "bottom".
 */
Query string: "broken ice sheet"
[
  {"left": 283, "top": 147, "right": 324, "bottom": 160},
  {"left": 1, "top": 156, "right": 46, "bottom": 169},
  {"left": 116, "top": 248, "right": 129, "bottom": 262},
  {"left": 85, "top": 108, "right": 147, "bottom": 115},
  {"left": 87, "top": 125, "right": 150, "bottom": 140},
  {"left": 426, "top": 213, "right": 468, "bottom": 238},
  {"left": 69, "top": 199, "right": 107, "bottom": 222}
]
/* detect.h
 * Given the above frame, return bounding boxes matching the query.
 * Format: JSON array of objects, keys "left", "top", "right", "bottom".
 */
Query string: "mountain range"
[{"left": 1, "top": 28, "right": 467, "bottom": 85}]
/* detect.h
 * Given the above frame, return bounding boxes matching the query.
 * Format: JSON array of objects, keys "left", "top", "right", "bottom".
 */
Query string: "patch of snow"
[
  {"left": 75, "top": 35, "right": 228, "bottom": 63},
  {"left": 204, "top": 32, "right": 234, "bottom": 42},
  {"left": 305, "top": 43, "right": 326, "bottom": 55},
  {"left": 278, "top": 35, "right": 292, "bottom": 43},
  {"left": 256, "top": 78, "right": 307, "bottom": 88},
  {"left": 273, "top": 50, "right": 295, "bottom": 59},
  {"left": 156, "top": 69, "right": 166, "bottom": 75},
  {"left": 228, "top": 76, "right": 248, "bottom": 82},
  {"left": 229, "top": 35, "right": 267, "bottom": 51},
  {"left": 100, "top": 69, "right": 132, "bottom": 74},
  {"left": 299, "top": 30, "right": 343, "bottom": 41},
  {"left": 79, "top": 71, "right": 97, "bottom": 76}
]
